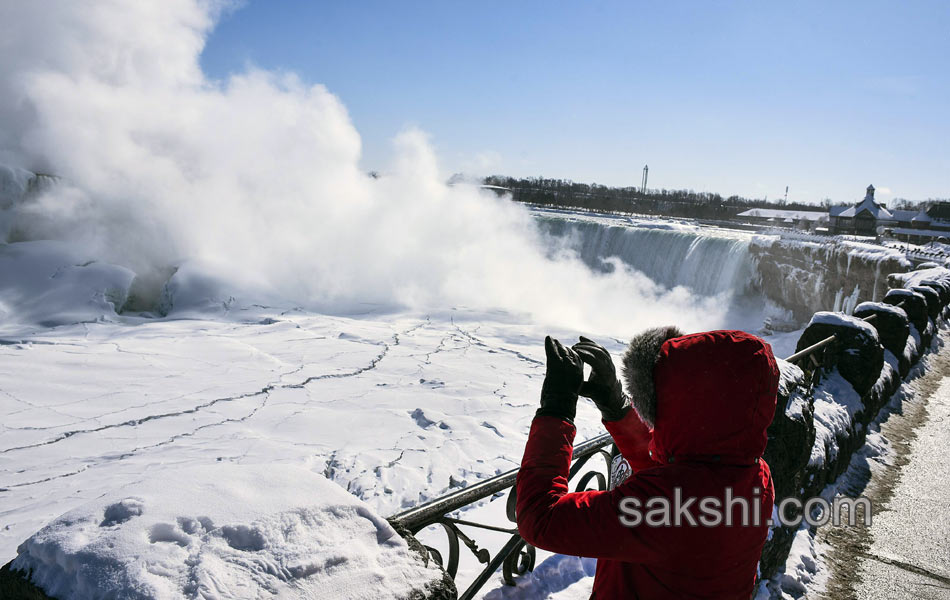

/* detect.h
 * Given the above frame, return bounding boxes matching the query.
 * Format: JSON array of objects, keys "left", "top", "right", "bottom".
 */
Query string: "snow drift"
[
  {"left": 11, "top": 464, "right": 444, "bottom": 600},
  {"left": 0, "top": 240, "right": 135, "bottom": 328}
]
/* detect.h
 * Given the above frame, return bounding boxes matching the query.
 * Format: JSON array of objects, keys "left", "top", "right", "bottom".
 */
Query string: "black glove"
[
  {"left": 536, "top": 335, "right": 584, "bottom": 423},
  {"left": 573, "top": 336, "right": 631, "bottom": 422}
]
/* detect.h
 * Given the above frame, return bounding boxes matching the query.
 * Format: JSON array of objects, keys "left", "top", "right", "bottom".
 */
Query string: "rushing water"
[{"left": 536, "top": 212, "right": 756, "bottom": 298}]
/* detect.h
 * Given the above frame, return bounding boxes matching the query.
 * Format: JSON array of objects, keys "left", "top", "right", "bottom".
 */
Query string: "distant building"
[
  {"left": 829, "top": 186, "right": 950, "bottom": 243},
  {"left": 735, "top": 207, "right": 828, "bottom": 230},
  {"left": 830, "top": 185, "right": 892, "bottom": 235},
  {"left": 888, "top": 203, "right": 950, "bottom": 244},
  {"left": 926, "top": 201, "right": 950, "bottom": 221}
]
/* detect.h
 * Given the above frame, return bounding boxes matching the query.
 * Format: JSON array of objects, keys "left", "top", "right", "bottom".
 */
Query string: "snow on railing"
[
  {"left": 760, "top": 229, "right": 949, "bottom": 261},
  {"left": 887, "top": 243, "right": 949, "bottom": 261}
]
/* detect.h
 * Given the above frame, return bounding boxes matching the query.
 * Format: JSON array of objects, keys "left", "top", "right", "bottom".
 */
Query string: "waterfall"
[{"left": 537, "top": 214, "right": 756, "bottom": 298}]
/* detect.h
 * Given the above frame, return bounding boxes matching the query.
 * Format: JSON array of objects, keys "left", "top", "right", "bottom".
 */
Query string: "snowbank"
[
  {"left": 750, "top": 233, "right": 911, "bottom": 268},
  {"left": 11, "top": 464, "right": 443, "bottom": 600},
  {"left": 0, "top": 240, "right": 135, "bottom": 330},
  {"left": 888, "top": 265, "right": 950, "bottom": 290},
  {"left": 776, "top": 359, "right": 806, "bottom": 418},
  {"left": 0, "top": 239, "right": 298, "bottom": 329},
  {"left": 806, "top": 311, "right": 878, "bottom": 339},
  {"left": 853, "top": 301, "right": 906, "bottom": 319},
  {"left": 810, "top": 373, "right": 862, "bottom": 473},
  {"left": 482, "top": 553, "right": 595, "bottom": 599}
]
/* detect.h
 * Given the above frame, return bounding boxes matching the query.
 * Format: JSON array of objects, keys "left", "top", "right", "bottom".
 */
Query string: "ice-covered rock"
[
  {"left": 0, "top": 164, "right": 34, "bottom": 207},
  {"left": 155, "top": 260, "right": 302, "bottom": 318},
  {"left": 910, "top": 285, "right": 941, "bottom": 320},
  {"left": 887, "top": 265, "right": 950, "bottom": 293},
  {"left": 796, "top": 312, "right": 883, "bottom": 397},
  {"left": 750, "top": 236, "right": 909, "bottom": 322},
  {"left": 919, "top": 278, "right": 950, "bottom": 305},
  {"left": 0, "top": 240, "right": 135, "bottom": 330},
  {"left": 761, "top": 359, "right": 815, "bottom": 575},
  {"left": 853, "top": 301, "right": 911, "bottom": 376},
  {"left": 0, "top": 164, "right": 36, "bottom": 242},
  {"left": 9, "top": 464, "right": 448, "bottom": 600},
  {"left": 0, "top": 164, "right": 61, "bottom": 243},
  {"left": 883, "top": 288, "right": 930, "bottom": 345}
]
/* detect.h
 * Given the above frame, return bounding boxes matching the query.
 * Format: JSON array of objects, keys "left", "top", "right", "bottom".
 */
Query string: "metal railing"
[
  {"left": 887, "top": 243, "right": 949, "bottom": 259},
  {"left": 390, "top": 433, "right": 614, "bottom": 600},
  {"left": 388, "top": 301, "right": 909, "bottom": 598}
]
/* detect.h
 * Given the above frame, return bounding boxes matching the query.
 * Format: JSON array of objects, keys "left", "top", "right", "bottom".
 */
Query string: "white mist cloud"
[{"left": 0, "top": 0, "right": 728, "bottom": 337}]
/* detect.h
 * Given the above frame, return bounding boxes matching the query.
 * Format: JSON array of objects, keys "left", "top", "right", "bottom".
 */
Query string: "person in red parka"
[{"left": 516, "top": 328, "right": 779, "bottom": 599}]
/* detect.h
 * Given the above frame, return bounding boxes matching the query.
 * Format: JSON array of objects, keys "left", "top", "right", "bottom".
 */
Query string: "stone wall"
[{"left": 759, "top": 265, "right": 950, "bottom": 582}]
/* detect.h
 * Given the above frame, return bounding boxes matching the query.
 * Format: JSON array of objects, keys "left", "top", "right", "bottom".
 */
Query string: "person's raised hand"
[
  {"left": 536, "top": 335, "right": 584, "bottom": 423},
  {"left": 573, "top": 336, "right": 631, "bottom": 422}
]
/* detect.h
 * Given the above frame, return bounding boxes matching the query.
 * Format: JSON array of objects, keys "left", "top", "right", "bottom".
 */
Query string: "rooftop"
[
  {"left": 737, "top": 208, "right": 828, "bottom": 222},
  {"left": 837, "top": 185, "right": 893, "bottom": 219}
]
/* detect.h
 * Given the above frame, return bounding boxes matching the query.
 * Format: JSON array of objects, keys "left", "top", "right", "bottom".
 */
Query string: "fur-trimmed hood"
[
  {"left": 622, "top": 328, "right": 779, "bottom": 463},
  {"left": 621, "top": 326, "right": 683, "bottom": 428}
]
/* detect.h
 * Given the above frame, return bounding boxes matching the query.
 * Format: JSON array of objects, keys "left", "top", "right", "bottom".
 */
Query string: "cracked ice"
[{"left": 0, "top": 308, "right": 613, "bottom": 568}]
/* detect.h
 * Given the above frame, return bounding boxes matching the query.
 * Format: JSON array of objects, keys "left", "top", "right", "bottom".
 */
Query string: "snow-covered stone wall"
[{"left": 758, "top": 264, "right": 950, "bottom": 591}]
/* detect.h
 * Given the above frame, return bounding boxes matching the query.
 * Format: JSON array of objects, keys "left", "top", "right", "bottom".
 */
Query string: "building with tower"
[
  {"left": 830, "top": 185, "right": 893, "bottom": 235},
  {"left": 829, "top": 184, "right": 950, "bottom": 242}
]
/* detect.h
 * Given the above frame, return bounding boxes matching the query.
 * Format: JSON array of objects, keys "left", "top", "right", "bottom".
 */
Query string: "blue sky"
[{"left": 201, "top": 1, "right": 950, "bottom": 205}]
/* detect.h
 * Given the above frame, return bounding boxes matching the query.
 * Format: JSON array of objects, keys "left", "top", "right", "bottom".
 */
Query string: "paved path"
[{"left": 850, "top": 359, "right": 950, "bottom": 598}]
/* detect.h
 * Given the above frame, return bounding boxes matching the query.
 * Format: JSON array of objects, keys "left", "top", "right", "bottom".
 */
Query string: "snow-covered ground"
[
  {"left": 0, "top": 296, "right": 636, "bottom": 595},
  {"left": 0, "top": 308, "right": 564, "bottom": 557},
  {"left": 11, "top": 463, "right": 444, "bottom": 600}
]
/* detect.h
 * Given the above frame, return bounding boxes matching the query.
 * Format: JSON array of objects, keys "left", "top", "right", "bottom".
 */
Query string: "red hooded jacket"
[{"left": 516, "top": 330, "right": 779, "bottom": 599}]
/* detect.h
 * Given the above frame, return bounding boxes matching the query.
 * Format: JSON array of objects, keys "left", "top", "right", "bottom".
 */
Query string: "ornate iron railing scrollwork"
[
  {"left": 409, "top": 519, "right": 461, "bottom": 579},
  {"left": 570, "top": 447, "right": 613, "bottom": 492},
  {"left": 501, "top": 538, "right": 535, "bottom": 586},
  {"left": 389, "top": 432, "right": 615, "bottom": 598}
]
